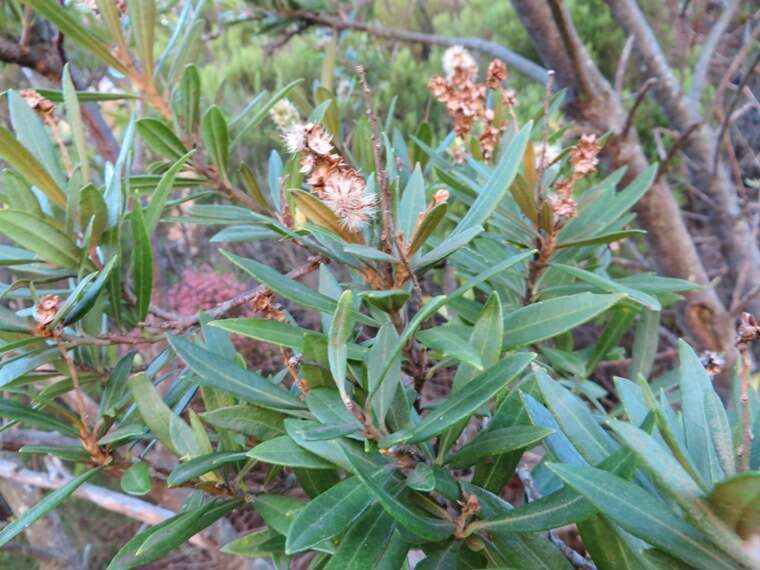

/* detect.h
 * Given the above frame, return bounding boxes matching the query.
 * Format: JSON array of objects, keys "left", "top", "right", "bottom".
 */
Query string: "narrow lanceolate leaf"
[
  {"left": 136, "top": 119, "right": 188, "bottom": 160},
  {"left": 62, "top": 64, "right": 88, "bottom": 181},
  {"left": 338, "top": 441, "right": 454, "bottom": 542},
  {"left": 630, "top": 308, "right": 660, "bottom": 381},
  {"left": 536, "top": 369, "right": 617, "bottom": 464},
  {"left": 504, "top": 293, "right": 625, "bottom": 349},
  {"left": 323, "top": 506, "right": 396, "bottom": 570},
  {"left": 167, "top": 336, "right": 305, "bottom": 410},
  {"left": 0, "top": 399, "right": 78, "bottom": 436},
  {"left": 201, "top": 105, "right": 230, "bottom": 180},
  {"left": 0, "top": 467, "right": 101, "bottom": 547},
  {"left": 577, "top": 514, "right": 647, "bottom": 570},
  {"left": 328, "top": 290, "right": 354, "bottom": 403},
  {"left": 248, "top": 436, "right": 336, "bottom": 469},
  {"left": 129, "top": 373, "right": 180, "bottom": 455},
  {"left": 452, "top": 121, "right": 532, "bottom": 234},
  {"left": 552, "top": 263, "right": 661, "bottom": 311},
  {"left": 286, "top": 476, "right": 377, "bottom": 554},
  {"left": 678, "top": 340, "right": 724, "bottom": 485},
  {"left": 446, "top": 426, "right": 553, "bottom": 468},
  {"left": 127, "top": 0, "right": 156, "bottom": 75},
  {"left": 380, "top": 353, "right": 536, "bottom": 447},
  {"left": 548, "top": 463, "right": 737, "bottom": 570},
  {"left": 367, "top": 323, "right": 401, "bottom": 427},
  {"left": 144, "top": 150, "right": 195, "bottom": 233},
  {"left": 107, "top": 500, "right": 239, "bottom": 570},
  {"left": 20, "top": 0, "right": 129, "bottom": 73},
  {"left": 0, "top": 130, "right": 65, "bottom": 207},
  {"left": 131, "top": 199, "right": 153, "bottom": 322},
  {"left": 167, "top": 452, "right": 247, "bottom": 486},
  {"left": 200, "top": 405, "right": 285, "bottom": 440}
]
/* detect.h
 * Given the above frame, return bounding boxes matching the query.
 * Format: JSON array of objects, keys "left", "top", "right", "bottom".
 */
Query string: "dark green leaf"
[
  {"left": 200, "top": 405, "right": 285, "bottom": 440},
  {"left": 248, "top": 436, "right": 337, "bottom": 469},
  {"left": 167, "top": 452, "right": 247, "bottom": 486},
  {"left": 0, "top": 399, "right": 77, "bottom": 436},
  {"left": 121, "top": 462, "right": 152, "bottom": 496},
  {"left": 0, "top": 210, "right": 79, "bottom": 268},
  {"left": 131, "top": 199, "right": 153, "bottom": 321},
  {"left": 137, "top": 118, "right": 188, "bottom": 160},
  {"left": 201, "top": 106, "right": 229, "bottom": 180},
  {"left": 323, "top": 506, "right": 396, "bottom": 570},
  {"left": 446, "top": 426, "right": 553, "bottom": 468}
]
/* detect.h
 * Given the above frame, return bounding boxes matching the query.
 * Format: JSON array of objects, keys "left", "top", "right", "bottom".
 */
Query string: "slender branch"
[
  {"left": 622, "top": 77, "right": 657, "bottom": 137},
  {"left": 614, "top": 35, "right": 635, "bottom": 94},
  {"left": 711, "top": 21, "right": 760, "bottom": 117},
  {"left": 356, "top": 65, "right": 395, "bottom": 261},
  {"left": 739, "top": 348, "right": 753, "bottom": 471},
  {"left": 0, "top": 459, "right": 215, "bottom": 549},
  {"left": 272, "top": 9, "right": 549, "bottom": 84},
  {"left": 0, "top": 429, "right": 79, "bottom": 450},
  {"left": 688, "top": 0, "right": 739, "bottom": 105},
  {"left": 712, "top": 51, "right": 760, "bottom": 174},
  {"left": 655, "top": 122, "right": 701, "bottom": 182},
  {"left": 546, "top": 0, "right": 595, "bottom": 99},
  {"left": 536, "top": 70, "right": 555, "bottom": 199}
]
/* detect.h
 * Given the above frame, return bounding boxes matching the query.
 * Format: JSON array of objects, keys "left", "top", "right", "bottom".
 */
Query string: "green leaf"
[
  {"left": 129, "top": 373, "right": 180, "bottom": 455},
  {"left": 630, "top": 308, "right": 660, "bottom": 381},
  {"left": 248, "top": 436, "right": 337, "bottom": 469},
  {"left": 286, "top": 476, "right": 377, "bottom": 554},
  {"left": 0, "top": 467, "right": 101, "bottom": 547},
  {"left": 556, "top": 229, "right": 647, "bottom": 249},
  {"left": 678, "top": 340, "right": 724, "bottom": 485},
  {"left": 121, "top": 462, "right": 151, "bottom": 496},
  {"left": 446, "top": 426, "right": 553, "bottom": 468},
  {"left": 63, "top": 254, "right": 119, "bottom": 325},
  {"left": 18, "top": 444, "right": 89, "bottom": 462},
  {"left": 0, "top": 210, "right": 79, "bottom": 268},
  {"left": 0, "top": 399, "right": 78, "bottom": 436},
  {"left": 504, "top": 293, "right": 625, "bottom": 349},
  {"left": 21, "top": 0, "right": 129, "bottom": 72},
  {"left": 255, "top": 495, "right": 304, "bottom": 535},
  {"left": 292, "top": 188, "right": 362, "bottom": 244},
  {"left": 0, "top": 128, "right": 65, "bottom": 208},
  {"left": 704, "top": 389, "right": 736, "bottom": 478},
  {"left": 137, "top": 118, "right": 188, "bottom": 160},
  {"left": 231, "top": 78, "right": 304, "bottom": 146},
  {"left": 323, "top": 506, "right": 396, "bottom": 570},
  {"left": 144, "top": 150, "right": 195, "bottom": 234},
  {"left": 201, "top": 105, "right": 229, "bottom": 180},
  {"left": 131, "top": 199, "right": 153, "bottom": 322},
  {"left": 0, "top": 348, "right": 60, "bottom": 389},
  {"left": 453, "top": 122, "right": 532, "bottom": 234},
  {"left": 536, "top": 369, "right": 617, "bottom": 464},
  {"left": 200, "top": 405, "right": 285, "bottom": 440},
  {"left": 8, "top": 89, "right": 66, "bottom": 191},
  {"left": 62, "top": 64, "right": 88, "bottom": 181},
  {"left": 79, "top": 184, "right": 108, "bottom": 245},
  {"left": 416, "top": 327, "right": 483, "bottom": 370},
  {"left": 415, "top": 225, "right": 483, "bottom": 268},
  {"left": 221, "top": 528, "right": 285, "bottom": 558},
  {"left": 172, "top": 64, "right": 201, "bottom": 134},
  {"left": 408, "top": 202, "right": 448, "bottom": 256},
  {"left": 398, "top": 164, "right": 426, "bottom": 239},
  {"left": 367, "top": 324, "right": 402, "bottom": 427},
  {"left": 99, "top": 351, "right": 136, "bottom": 420},
  {"left": 167, "top": 452, "right": 247, "bottom": 486},
  {"left": 709, "top": 472, "right": 760, "bottom": 539},
  {"left": 577, "top": 514, "right": 647, "bottom": 570},
  {"left": 107, "top": 500, "right": 239, "bottom": 569},
  {"left": 127, "top": 0, "right": 155, "bottom": 75},
  {"left": 328, "top": 290, "right": 354, "bottom": 402},
  {"left": 548, "top": 463, "right": 737, "bottom": 570},
  {"left": 338, "top": 440, "right": 454, "bottom": 542},
  {"left": 305, "top": 389, "right": 362, "bottom": 430},
  {"left": 552, "top": 264, "right": 660, "bottom": 311},
  {"left": 380, "top": 353, "right": 535, "bottom": 447},
  {"left": 168, "top": 336, "right": 305, "bottom": 411}
]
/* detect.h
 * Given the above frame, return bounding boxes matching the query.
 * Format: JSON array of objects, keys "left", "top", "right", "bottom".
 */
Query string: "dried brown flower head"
[
  {"left": 549, "top": 133, "right": 602, "bottom": 222},
  {"left": 21, "top": 89, "right": 55, "bottom": 123},
  {"left": 284, "top": 122, "right": 376, "bottom": 231},
  {"left": 34, "top": 294, "right": 61, "bottom": 329},
  {"left": 430, "top": 47, "right": 514, "bottom": 161},
  {"left": 737, "top": 312, "right": 760, "bottom": 350}
]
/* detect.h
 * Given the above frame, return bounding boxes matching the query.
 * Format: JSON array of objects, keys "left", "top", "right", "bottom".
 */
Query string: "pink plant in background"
[{"left": 167, "top": 267, "right": 250, "bottom": 316}]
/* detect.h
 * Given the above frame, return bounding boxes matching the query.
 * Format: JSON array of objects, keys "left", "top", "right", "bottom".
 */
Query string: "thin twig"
[
  {"left": 55, "top": 340, "right": 89, "bottom": 434},
  {"left": 536, "top": 70, "right": 555, "bottom": 200},
  {"left": 356, "top": 65, "right": 396, "bottom": 271},
  {"left": 622, "top": 77, "right": 657, "bottom": 137},
  {"left": 614, "top": 35, "right": 635, "bottom": 94},
  {"left": 711, "top": 22, "right": 760, "bottom": 118},
  {"left": 546, "top": 0, "right": 594, "bottom": 99},
  {"left": 739, "top": 348, "right": 753, "bottom": 472},
  {"left": 655, "top": 122, "right": 701, "bottom": 182}
]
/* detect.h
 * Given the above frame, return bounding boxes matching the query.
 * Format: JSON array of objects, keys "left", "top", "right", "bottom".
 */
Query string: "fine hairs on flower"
[{"left": 283, "top": 122, "right": 377, "bottom": 231}]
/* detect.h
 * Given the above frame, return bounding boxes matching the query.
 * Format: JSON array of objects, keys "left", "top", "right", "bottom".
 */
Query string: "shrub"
[{"left": 0, "top": 2, "right": 757, "bottom": 569}]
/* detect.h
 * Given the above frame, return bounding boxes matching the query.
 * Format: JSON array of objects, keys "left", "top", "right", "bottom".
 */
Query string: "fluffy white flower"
[
  {"left": 270, "top": 99, "right": 300, "bottom": 132},
  {"left": 306, "top": 125, "right": 333, "bottom": 156},
  {"left": 322, "top": 172, "right": 377, "bottom": 231},
  {"left": 283, "top": 123, "right": 308, "bottom": 153},
  {"left": 442, "top": 46, "right": 478, "bottom": 81}
]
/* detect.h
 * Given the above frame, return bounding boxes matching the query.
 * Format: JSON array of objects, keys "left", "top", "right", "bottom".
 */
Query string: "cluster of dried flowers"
[
  {"left": 34, "top": 294, "right": 61, "bottom": 333},
  {"left": 283, "top": 122, "right": 376, "bottom": 232},
  {"left": 429, "top": 46, "right": 514, "bottom": 161},
  {"left": 549, "top": 134, "right": 601, "bottom": 221}
]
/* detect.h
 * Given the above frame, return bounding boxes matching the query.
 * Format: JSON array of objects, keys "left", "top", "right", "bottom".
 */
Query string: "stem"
[{"left": 739, "top": 347, "right": 753, "bottom": 472}]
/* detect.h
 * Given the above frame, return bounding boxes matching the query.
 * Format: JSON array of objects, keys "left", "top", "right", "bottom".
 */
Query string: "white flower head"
[
  {"left": 322, "top": 172, "right": 376, "bottom": 231},
  {"left": 283, "top": 123, "right": 308, "bottom": 154},
  {"left": 442, "top": 46, "right": 478, "bottom": 81},
  {"left": 305, "top": 124, "right": 333, "bottom": 156},
  {"left": 270, "top": 99, "right": 300, "bottom": 132}
]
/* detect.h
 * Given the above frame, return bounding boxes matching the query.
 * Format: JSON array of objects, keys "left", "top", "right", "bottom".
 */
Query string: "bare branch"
[
  {"left": 622, "top": 77, "right": 657, "bottom": 137},
  {"left": 272, "top": 9, "right": 549, "bottom": 84},
  {"left": 711, "top": 21, "right": 760, "bottom": 116},
  {"left": 688, "top": 0, "right": 740, "bottom": 105},
  {"left": 655, "top": 122, "right": 701, "bottom": 182},
  {"left": 0, "top": 459, "right": 215, "bottom": 549},
  {"left": 614, "top": 35, "right": 635, "bottom": 94}
]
